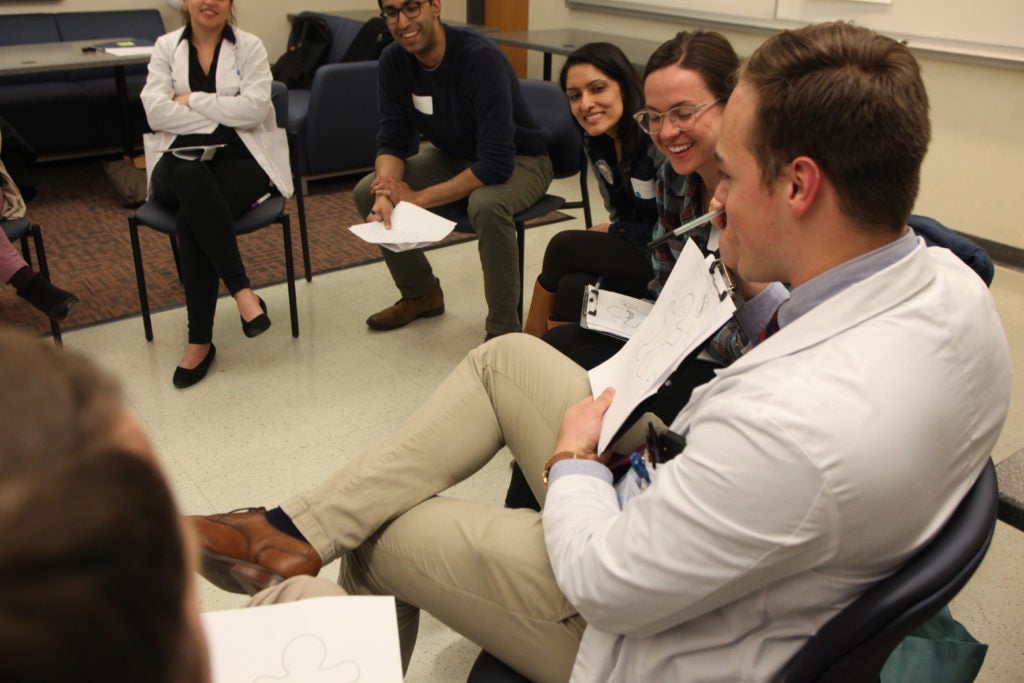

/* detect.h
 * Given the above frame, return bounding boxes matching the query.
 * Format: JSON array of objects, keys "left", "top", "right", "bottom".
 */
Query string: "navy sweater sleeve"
[
  {"left": 375, "top": 27, "right": 548, "bottom": 185},
  {"left": 587, "top": 134, "right": 660, "bottom": 251}
]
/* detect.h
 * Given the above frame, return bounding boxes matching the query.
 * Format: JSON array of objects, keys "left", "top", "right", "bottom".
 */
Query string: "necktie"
[{"left": 757, "top": 308, "right": 781, "bottom": 344}]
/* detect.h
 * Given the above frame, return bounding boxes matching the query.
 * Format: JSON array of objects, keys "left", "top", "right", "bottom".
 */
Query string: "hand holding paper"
[{"left": 349, "top": 201, "right": 456, "bottom": 252}]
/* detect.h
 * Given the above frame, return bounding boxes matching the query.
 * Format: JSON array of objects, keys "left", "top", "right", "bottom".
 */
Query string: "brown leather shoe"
[
  {"left": 188, "top": 507, "right": 322, "bottom": 596},
  {"left": 366, "top": 280, "right": 444, "bottom": 330}
]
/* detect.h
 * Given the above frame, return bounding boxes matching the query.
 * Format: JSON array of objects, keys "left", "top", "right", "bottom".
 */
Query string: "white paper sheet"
[
  {"left": 103, "top": 46, "right": 155, "bottom": 57},
  {"left": 589, "top": 239, "right": 736, "bottom": 451},
  {"left": 201, "top": 596, "right": 403, "bottom": 683},
  {"left": 580, "top": 285, "right": 655, "bottom": 340},
  {"left": 349, "top": 201, "right": 456, "bottom": 252}
]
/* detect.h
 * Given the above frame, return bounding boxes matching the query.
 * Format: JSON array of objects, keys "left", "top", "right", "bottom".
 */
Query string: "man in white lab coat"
[{"left": 192, "top": 21, "right": 1012, "bottom": 683}]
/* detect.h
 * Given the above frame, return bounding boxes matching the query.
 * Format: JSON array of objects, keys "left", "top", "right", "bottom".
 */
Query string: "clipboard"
[{"left": 580, "top": 259, "right": 737, "bottom": 341}]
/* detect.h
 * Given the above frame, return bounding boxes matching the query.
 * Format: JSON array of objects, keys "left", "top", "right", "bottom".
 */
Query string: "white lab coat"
[
  {"left": 544, "top": 240, "right": 1012, "bottom": 682},
  {"left": 140, "top": 26, "right": 292, "bottom": 198}
]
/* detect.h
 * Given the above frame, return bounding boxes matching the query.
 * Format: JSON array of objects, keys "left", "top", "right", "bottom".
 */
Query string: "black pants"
[
  {"left": 504, "top": 324, "right": 719, "bottom": 511},
  {"left": 537, "top": 229, "right": 653, "bottom": 322},
  {"left": 151, "top": 150, "right": 269, "bottom": 344}
]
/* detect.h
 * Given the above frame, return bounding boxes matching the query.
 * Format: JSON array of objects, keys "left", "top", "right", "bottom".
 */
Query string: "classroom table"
[
  {"left": 0, "top": 38, "right": 152, "bottom": 156},
  {"left": 488, "top": 28, "right": 663, "bottom": 80}
]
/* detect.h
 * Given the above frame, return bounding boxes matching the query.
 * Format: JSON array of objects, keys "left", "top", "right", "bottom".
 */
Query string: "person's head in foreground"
[
  {"left": 0, "top": 328, "right": 209, "bottom": 683},
  {"left": 714, "top": 20, "right": 930, "bottom": 285}
]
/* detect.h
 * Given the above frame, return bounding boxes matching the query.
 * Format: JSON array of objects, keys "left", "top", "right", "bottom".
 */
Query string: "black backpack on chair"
[
  {"left": 340, "top": 17, "right": 393, "bottom": 62},
  {"left": 272, "top": 15, "right": 333, "bottom": 89}
]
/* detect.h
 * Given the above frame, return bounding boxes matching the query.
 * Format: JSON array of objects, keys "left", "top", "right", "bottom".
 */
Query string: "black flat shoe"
[
  {"left": 172, "top": 344, "right": 216, "bottom": 389},
  {"left": 241, "top": 297, "right": 271, "bottom": 338}
]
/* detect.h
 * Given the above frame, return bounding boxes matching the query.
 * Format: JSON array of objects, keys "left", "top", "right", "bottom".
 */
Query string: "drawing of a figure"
[{"left": 254, "top": 633, "right": 361, "bottom": 683}]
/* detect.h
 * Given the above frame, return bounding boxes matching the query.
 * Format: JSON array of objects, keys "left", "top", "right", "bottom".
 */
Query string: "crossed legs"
[{"left": 280, "top": 334, "right": 591, "bottom": 681}]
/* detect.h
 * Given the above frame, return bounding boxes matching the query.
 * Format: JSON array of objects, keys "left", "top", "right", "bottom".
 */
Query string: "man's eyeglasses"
[
  {"left": 380, "top": 0, "right": 425, "bottom": 24},
  {"left": 633, "top": 100, "right": 721, "bottom": 135}
]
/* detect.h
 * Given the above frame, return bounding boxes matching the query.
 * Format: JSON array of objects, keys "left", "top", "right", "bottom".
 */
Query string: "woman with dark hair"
[
  {"left": 523, "top": 42, "right": 660, "bottom": 336},
  {"left": 142, "top": 0, "right": 292, "bottom": 388},
  {"left": 542, "top": 30, "right": 749, "bottom": 370}
]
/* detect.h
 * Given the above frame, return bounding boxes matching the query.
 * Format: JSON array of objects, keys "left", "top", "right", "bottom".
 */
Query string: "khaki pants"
[
  {"left": 354, "top": 149, "right": 554, "bottom": 335},
  {"left": 282, "top": 334, "right": 589, "bottom": 682}
]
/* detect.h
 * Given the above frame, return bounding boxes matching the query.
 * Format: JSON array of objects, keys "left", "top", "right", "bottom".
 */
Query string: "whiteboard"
[
  {"left": 566, "top": 0, "right": 1024, "bottom": 66},
  {"left": 776, "top": 0, "right": 1024, "bottom": 51}
]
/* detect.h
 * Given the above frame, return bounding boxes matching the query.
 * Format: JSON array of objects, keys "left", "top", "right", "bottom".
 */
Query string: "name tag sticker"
[
  {"left": 631, "top": 177, "right": 656, "bottom": 200},
  {"left": 412, "top": 94, "right": 434, "bottom": 115}
]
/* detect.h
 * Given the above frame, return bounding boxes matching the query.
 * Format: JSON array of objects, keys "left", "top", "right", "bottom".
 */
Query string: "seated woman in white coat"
[{"left": 141, "top": 0, "right": 292, "bottom": 388}]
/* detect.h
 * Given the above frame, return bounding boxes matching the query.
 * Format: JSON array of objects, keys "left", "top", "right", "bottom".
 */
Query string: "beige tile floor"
[{"left": 56, "top": 174, "right": 1024, "bottom": 682}]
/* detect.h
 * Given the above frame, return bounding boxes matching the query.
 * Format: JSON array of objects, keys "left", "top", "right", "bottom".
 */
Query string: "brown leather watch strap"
[{"left": 543, "top": 450, "right": 599, "bottom": 487}]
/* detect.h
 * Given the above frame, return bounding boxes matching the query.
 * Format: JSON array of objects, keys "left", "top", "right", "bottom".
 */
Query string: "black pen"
[{"left": 647, "top": 209, "right": 723, "bottom": 250}]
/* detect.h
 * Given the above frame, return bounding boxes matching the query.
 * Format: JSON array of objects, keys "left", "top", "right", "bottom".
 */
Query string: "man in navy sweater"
[{"left": 355, "top": 0, "right": 552, "bottom": 338}]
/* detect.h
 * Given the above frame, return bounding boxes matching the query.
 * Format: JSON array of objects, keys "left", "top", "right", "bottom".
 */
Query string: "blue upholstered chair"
[
  {"left": 127, "top": 81, "right": 300, "bottom": 341},
  {"left": 2, "top": 218, "right": 63, "bottom": 345}
]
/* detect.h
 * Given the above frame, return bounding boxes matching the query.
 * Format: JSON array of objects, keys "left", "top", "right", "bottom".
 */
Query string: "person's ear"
[{"left": 786, "top": 156, "right": 821, "bottom": 219}]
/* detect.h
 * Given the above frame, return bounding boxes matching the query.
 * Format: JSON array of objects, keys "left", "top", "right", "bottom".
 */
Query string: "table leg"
[
  {"left": 114, "top": 64, "right": 135, "bottom": 157},
  {"left": 543, "top": 52, "right": 552, "bottom": 81}
]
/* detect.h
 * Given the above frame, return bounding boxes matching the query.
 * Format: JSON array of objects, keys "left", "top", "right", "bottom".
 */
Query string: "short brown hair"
[
  {"left": 0, "top": 451, "right": 192, "bottom": 683},
  {"left": 0, "top": 328, "right": 123, "bottom": 476},
  {"left": 0, "top": 328, "right": 198, "bottom": 682},
  {"left": 741, "top": 21, "right": 930, "bottom": 230}
]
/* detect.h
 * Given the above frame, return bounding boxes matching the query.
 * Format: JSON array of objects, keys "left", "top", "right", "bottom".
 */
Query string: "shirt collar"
[
  {"left": 780, "top": 229, "right": 918, "bottom": 328},
  {"left": 179, "top": 23, "right": 236, "bottom": 44}
]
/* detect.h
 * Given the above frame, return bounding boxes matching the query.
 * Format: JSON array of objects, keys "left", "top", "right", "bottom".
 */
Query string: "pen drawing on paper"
[{"left": 254, "top": 633, "right": 361, "bottom": 683}]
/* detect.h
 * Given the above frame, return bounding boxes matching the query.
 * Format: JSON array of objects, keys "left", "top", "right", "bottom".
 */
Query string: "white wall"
[
  {"left": 530, "top": 2, "right": 1024, "bottom": 250},
  {"left": 2, "top": 0, "right": 1018, "bottom": 248}
]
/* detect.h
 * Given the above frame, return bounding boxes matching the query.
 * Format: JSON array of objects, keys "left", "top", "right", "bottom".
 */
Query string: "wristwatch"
[{"left": 542, "top": 450, "right": 598, "bottom": 487}]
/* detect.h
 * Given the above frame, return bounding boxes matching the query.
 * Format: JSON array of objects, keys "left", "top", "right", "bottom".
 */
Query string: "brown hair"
[
  {"left": 643, "top": 30, "right": 739, "bottom": 102},
  {"left": 0, "top": 328, "right": 122, "bottom": 476},
  {"left": 0, "top": 328, "right": 199, "bottom": 683},
  {"left": 0, "top": 451, "right": 193, "bottom": 683},
  {"left": 740, "top": 21, "right": 930, "bottom": 231}
]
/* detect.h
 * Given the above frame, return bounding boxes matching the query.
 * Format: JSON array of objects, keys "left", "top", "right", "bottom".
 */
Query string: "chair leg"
[
  {"left": 578, "top": 160, "right": 593, "bottom": 228},
  {"left": 128, "top": 216, "right": 155, "bottom": 341},
  {"left": 294, "top": 184, "right": 313, "bottom": 282},
  {"left": 288, "top": 129, "right": 313, "bottom": 282},
  {"left": 280, "top": 215, "right": 299, "bottom": 337},
  {"left": 515, "top": 220, "right": 525, "bottom": 323},
  {"left": 24, "top": 224, "right": 62, "bottom": 346}
]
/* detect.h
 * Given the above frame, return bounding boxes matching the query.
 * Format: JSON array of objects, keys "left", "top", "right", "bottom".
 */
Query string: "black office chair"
[
  {"left": 127, "top": 81, "right": 300, "bottom": 341},
  {"left": 2, "top": 217, "right": 63, "bottom": 345},
  {"left": 467, "top": 460, "right": 997, "bottom": 683},
  {"left": 780, "top": 458, "right": 998, "bottom": 682},
  {"left": 433, "top": 78, "right": 587, "bottom": 321}
]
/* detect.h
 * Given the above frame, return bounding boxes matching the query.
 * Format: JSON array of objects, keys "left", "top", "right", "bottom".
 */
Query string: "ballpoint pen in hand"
[{"left": 647, "top": 208, "right": 723, "bottom": 250}]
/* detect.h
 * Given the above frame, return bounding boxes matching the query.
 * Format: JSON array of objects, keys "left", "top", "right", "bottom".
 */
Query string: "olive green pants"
[{"left": 354, "top": 149, "right": 553, "bottom": 335}]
